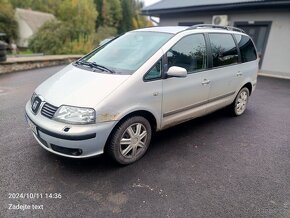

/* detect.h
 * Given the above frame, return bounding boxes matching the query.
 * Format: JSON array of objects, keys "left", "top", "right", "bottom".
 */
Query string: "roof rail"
[{"left": 187, "top": 24, "right": 245, "bottom": 33}]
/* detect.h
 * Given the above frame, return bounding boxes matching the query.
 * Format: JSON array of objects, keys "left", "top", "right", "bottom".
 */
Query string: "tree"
[
  {"left": 0, "top": 0, "right": 18, "bottom": 42},
  {"left": 95, "top": 26, "right": 117, "bottom": 44},
  {"left": 29, "top": 0, "right": 98, "bottom": 54},
  {"left": 57, "top": 0, "right": 98, "bottom": 36},
  {"left": 12, "top": 0, "right": 152, "bottom": 53},
  {"left": 10, "top": 0, "right": 61, "bottom": 14},
  {"left": 29, "top": 20, "right": 73, "bottom": 54},
  {"left": 11, "top": 0, "right": 98, "bottom": 37},
  {"left": 106, "top": 0, "right": 122, "bottom": 28},
  {"left": 118, "top": 0, "right": 133, "bottom": 33},
  {"left": 93, "top": 0, "right": 123, "bottom": 44},
  {"left": 131, "top": 0, "right": 153, "bottom": 29},
  {"left": 118, "top": 0, "right": 152, "bottom": 34},
  {"left": 29, "top": 20, "right": 95, "bottom": 54},
  {"left": 94, "top": 0, "right": 122, "bottom": 28}
]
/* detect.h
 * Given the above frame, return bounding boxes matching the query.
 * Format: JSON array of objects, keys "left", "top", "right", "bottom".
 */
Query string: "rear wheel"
[
  {"left": 230, "top": 87, "right": 249, "bottom": 116},
  {"left": 107, "top": 116, "right": 152, "bottom": 165}
]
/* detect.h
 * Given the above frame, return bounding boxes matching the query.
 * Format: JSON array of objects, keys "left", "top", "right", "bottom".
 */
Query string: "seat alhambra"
[{"left": 25, "top": 25, "right": 258, "bottom": 164}]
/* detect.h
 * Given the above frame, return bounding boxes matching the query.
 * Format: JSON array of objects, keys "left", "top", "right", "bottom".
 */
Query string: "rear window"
[
  {"left": 209, "top": 33, "right": 239, "bottom": 68},
  {"left": 234, "top": 34, "right": 257, "bottom": 63}
]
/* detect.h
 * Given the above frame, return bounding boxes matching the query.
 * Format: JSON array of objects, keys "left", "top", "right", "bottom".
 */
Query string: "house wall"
[
  {"left": 159, "top": 9, "right": 290, "bottom": 75},
  {"left": 15, "top": 13, "right": 33, "bottom": 48}
]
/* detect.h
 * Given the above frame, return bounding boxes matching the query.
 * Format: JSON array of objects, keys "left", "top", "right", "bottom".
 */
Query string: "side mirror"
[{"left": 167, "top": 66, "right": 187, "bottom": 78}]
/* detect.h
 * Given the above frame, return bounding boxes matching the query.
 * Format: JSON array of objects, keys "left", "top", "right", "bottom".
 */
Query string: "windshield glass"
[{"left": 82, "top": 31, "right": 173, "bottom": 74}]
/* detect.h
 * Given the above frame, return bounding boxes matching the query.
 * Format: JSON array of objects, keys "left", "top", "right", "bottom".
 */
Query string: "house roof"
[
  {"left": 15, "top": 8, "right": 55, "bottom": 33},
  {"left": 142, "top": 0, "right": 290, "bottom": 16}
]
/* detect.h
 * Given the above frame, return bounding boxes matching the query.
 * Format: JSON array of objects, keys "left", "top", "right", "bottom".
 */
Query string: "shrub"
[{"left": 29, "top": 20, "right": 95, "bottom": 54}]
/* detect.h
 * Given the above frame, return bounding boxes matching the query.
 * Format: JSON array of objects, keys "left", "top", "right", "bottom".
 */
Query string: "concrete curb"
[
  {"left": 258, "top": 71, "right": 290, "bottom": 80},
  {"left": 0, "top": 55, "right": 82, "bottom": 75}
]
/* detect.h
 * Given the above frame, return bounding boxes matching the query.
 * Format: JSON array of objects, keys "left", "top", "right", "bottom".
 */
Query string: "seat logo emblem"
[
  {"left": 32, "top": 100, "right": 39, "bottom": 110},
  {"left": 32, "top": 97, "right": 41, "bottom": 114}
]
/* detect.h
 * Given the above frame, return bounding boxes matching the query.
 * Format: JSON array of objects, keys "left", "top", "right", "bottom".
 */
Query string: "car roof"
[
  {"left": 133, "top": 26, "right": 188, "bottom": 34},
  {"left": 133, "top": 26, "right": 246, "bottom": 35}
]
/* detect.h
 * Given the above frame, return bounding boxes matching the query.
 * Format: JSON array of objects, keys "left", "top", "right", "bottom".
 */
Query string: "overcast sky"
[{"left": 143, "top": 0, "right": 160, "bottom": 7}]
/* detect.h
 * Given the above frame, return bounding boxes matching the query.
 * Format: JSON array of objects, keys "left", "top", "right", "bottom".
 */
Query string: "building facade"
[{"left": 142, "top": 0, "right": 290, "bottom": 77}]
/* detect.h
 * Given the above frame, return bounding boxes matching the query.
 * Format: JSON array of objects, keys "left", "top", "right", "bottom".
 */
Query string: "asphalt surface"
[{"left": 0, "top": 66, "right": 289, "bottom": 218}]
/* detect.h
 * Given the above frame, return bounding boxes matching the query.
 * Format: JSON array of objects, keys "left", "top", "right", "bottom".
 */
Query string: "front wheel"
[
  {"left": 107, "top": 116, "right": 152, "bottom": 165},
  {"left": 230, "top": 87, "right": 250, "bottom": 116}
]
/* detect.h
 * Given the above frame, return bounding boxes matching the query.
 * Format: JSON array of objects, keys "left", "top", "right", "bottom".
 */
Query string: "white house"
[{"left": 15, "top": 8, "right": 55, "bottom": 48}]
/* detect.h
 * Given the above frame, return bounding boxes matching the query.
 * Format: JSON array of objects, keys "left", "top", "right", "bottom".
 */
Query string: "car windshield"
[{"left": 81, "top": 31, "right": 173, "bottom": 74}]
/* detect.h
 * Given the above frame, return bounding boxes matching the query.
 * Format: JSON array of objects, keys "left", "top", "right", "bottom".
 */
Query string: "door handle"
[
  {"left": 202, "top": 79, "right": 210, "bottom": 85},
  {"left": 237, "top": 71, "right": 243, "bottom": 77}
]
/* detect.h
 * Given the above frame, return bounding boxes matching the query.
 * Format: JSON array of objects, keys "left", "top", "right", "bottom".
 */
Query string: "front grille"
[{"left": 41, "top": 103, "right": 58, "bottom": 119}]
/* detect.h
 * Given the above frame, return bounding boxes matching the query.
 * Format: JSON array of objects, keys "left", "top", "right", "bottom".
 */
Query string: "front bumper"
[{"left": 25, "top": 101, "right": 117, "bottom": 158}]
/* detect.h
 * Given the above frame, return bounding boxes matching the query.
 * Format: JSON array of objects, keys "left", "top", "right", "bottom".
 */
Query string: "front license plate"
[{"left": 27, "top": 117, "right": 38, "bottom": 135}]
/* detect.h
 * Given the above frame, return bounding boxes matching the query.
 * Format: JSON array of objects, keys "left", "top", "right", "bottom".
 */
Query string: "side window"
[
  {"left": 167, "top": 34, "right": 207, "bottom": 73},
  {"left": 234, "top": 34, "right": 257, "bottom": 63},
  {"left": 209, "top": 33, "right": 239, "bottom": 67},
  {"left": 144, "top": 59, "right": 162, "bottom": 81}
]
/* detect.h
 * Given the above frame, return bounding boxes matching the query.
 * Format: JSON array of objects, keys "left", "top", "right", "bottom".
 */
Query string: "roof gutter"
[{"left": 141, "top": 1, "right": 290, "bottom": 16}]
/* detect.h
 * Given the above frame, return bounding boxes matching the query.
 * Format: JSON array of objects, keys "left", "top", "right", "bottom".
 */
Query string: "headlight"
[
  {"left": 31, "top": 92, "right": 37, "bottom": 104},
  {"left": 53, "top": 105, "right": 96, "bottom": 124}
]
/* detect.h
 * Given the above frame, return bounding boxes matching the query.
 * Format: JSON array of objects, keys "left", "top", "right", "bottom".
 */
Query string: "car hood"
[{"left": 35, "top": 64, "right": 130, "bottom": 108}]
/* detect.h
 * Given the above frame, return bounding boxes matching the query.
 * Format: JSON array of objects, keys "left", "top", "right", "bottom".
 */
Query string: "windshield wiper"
[
  {"left": 75, "top": 60, "right": 91, "bottom": 68},
  {"left": 75, "top": 60, "right": 115, "bottom": 74},
  {"left": 90, "top": 62, "right": 116, "bottom": 74}
]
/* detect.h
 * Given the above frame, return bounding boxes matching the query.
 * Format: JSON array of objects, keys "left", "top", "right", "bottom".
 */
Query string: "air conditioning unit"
[{"left": 212, "top": 15, "right": 228, "bottom": 26}]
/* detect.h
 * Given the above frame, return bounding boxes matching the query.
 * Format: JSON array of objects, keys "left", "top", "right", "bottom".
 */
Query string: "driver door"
[{"left": 162, "top": 34, "right": 211, "bottom": 129}]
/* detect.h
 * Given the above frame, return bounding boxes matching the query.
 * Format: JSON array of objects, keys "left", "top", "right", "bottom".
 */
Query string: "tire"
[
  {"left": 0, "top": 55, "right": 6, "bottom": 62},
  {"left": 0, "top": 50, "right": 6, "bottom": 62},
  {"left": 230, "top": 87, "right": 250, "bottom": 116},
  {"left": 107, "top": 116, "right": 152, "bottom": 165}
]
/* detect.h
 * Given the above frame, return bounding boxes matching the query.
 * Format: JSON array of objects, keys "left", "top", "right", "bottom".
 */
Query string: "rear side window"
[
  {"left": 167, "top": 34, "right": 207, "bottom": 73},
  {"left": 209, "top": 33, "right": 239, "bottom": 67},
  {"left": 234, "top": 34, "right": 257, "bottom": 63}
]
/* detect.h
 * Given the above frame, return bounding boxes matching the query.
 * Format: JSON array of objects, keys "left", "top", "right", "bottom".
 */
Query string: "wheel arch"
[
  {"left": 104, "top": 110, "right": 158, "bottom": 151},
  {"left": 241, "top": 82, "right": 253, "bottom": 96},
  {"left": 117, "top": 110, "right": 158, "bottom": 132}
]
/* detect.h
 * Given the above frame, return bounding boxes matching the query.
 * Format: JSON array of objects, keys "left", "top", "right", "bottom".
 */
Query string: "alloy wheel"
[
  {"left": 119, "top": 123, "right": 147, "bottom": 159},
  {"left": 235, "top": 90, "right": 248, "bottom": 115}
]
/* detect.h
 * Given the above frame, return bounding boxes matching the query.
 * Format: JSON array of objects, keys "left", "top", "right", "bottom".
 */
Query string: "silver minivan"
[{"left": 25, "top": 25, "right": 258, "bottom": 164}]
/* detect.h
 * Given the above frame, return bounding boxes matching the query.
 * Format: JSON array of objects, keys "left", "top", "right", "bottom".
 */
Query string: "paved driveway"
[{"left": 0, "top": 66, "right": 289, "bottom": 218}]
